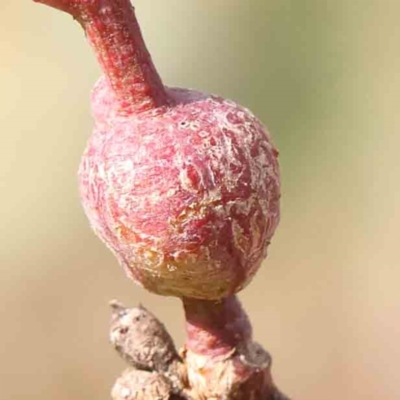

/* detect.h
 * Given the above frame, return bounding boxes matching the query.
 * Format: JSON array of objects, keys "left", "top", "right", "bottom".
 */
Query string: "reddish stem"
[
  {"left": 182, "top": 295, "right": 252, "bottom": 358},
  {"left": 34, "top": 0, "right": 169, "bottom": 114}
]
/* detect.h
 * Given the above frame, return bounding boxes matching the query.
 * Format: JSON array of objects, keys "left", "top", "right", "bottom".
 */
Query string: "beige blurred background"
[{"left": 1, "top": 1, "right": 399, "bottom": 399}]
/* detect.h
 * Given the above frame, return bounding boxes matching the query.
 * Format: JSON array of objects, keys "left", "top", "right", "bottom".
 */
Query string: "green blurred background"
[{"left": 1, "top": 1, "right": 399, "bottom": 399}]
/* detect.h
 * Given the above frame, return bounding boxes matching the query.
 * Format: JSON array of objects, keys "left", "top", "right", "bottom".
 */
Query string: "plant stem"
[
  {"left": 182, "top": 295, "right": 252, "bottom": 357},
  {"left": 110, "top": 301, "right": 291, "bottom": 400},
  {"left": 34, "top": 0, "right": 169, "bottom": 113}
]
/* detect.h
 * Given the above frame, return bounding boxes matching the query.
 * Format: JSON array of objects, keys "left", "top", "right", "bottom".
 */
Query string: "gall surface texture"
[{"left": 79, "top": 77, "right": 280, "bottom": 300}]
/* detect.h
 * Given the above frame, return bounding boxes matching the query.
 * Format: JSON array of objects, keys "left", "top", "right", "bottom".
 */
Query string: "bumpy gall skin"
[{"left": 79, "top": 77, "right": 280, "bottom": 300}]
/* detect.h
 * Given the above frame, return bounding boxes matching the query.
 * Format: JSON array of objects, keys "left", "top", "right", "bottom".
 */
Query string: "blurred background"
[{"left": 1, "top": 1, "right": 399, "bottom": 399}]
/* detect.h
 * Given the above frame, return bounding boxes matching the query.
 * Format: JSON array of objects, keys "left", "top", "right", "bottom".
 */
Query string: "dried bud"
[{"left": 109, "top": 301, "right": 179, "bottom": 373}]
